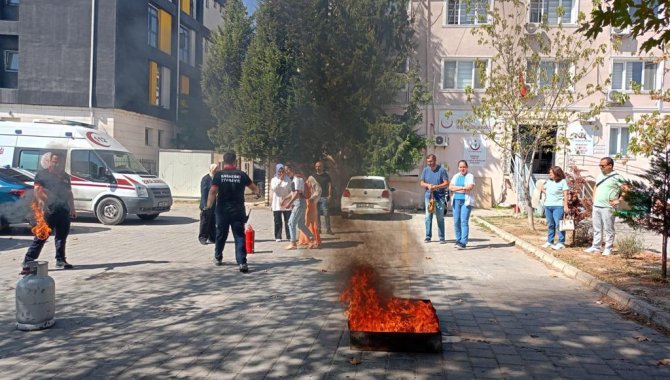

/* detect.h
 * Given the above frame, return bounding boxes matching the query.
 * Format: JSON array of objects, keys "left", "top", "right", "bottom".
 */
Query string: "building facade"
[
  {"left": 0, "top": 0, "right": 224, "bottom": 173},
  {"left": 393, "top": 0, "right": 665, "bottom": 209}
]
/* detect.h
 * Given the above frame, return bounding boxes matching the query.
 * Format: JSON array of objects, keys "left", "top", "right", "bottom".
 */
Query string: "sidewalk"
[{"left": 0, "top": 205, "right": 668, "bottom": 379}]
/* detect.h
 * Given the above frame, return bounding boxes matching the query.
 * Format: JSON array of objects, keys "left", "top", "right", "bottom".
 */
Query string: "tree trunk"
[{"left": 663, "top": 233, "right": 667, "bottom": 279}]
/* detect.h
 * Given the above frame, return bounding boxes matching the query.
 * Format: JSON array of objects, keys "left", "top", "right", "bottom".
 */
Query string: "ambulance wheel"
[
  {"left": 96, "top": 197, "right": 127, "bottom": 225},
  {"left": 137, "top": 213, "right": 159, "bottom": 221}
]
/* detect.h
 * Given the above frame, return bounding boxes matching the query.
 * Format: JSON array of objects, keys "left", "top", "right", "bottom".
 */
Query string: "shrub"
[{"left": 616, "top": 234, "right": 644, "bottom": 259}]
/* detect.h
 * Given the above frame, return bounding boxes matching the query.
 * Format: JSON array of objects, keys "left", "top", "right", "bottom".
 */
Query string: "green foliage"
[
  {"left": 203, "top": 0, "right": 426, "bottom": 176},
  {"left": 616, "top": 233, "right": 644, "bottom": 259},
  {"left": 579, "top": 0, "right": 669, "bottom": 53},
  {"left": 201, "top": 0, "right": 254, "bottom": 151}
]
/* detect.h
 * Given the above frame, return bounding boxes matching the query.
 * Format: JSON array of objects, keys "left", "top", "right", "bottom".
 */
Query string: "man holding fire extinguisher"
[{"left": 204, "top": 152, "right": 260, "bottom": 273}]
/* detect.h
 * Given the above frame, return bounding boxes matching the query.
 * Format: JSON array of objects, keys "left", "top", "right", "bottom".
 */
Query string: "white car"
[{"left": 340, "top": 176, "right": 395, "bottom": 218}]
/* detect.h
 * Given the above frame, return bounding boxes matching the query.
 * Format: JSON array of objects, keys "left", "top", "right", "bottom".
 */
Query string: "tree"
[
  {"left": 204, "top": 0, "right": 428, "bottom": 177},
  {"left": 578, "top": 0, "right": 669, "bottom": 53},
  {"left": 201, "top": 0, "right": 254, "bottom": 151},
  {"left": 464, "top": 0, "right": 607, "bottom": 229}
]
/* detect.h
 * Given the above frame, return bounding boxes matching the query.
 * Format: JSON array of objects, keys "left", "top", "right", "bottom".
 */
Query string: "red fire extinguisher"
[{"left": 245, "top": 224, "right": 255, "bottom": 254}]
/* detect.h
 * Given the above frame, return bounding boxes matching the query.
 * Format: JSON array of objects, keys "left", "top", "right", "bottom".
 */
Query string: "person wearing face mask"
[
  {"left": 270, "top": 163, "right": 292, "bottom": 242},
  {"left": 584, "top": 157, "right": 626, "bottom": 256},
  {"left": 449, "top": 160, "right": 475, "bottom": 249}
]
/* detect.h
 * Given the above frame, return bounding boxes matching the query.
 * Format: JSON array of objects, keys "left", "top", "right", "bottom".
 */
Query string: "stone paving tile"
[{"left": 1, "top": 205, "right": 670, "bottom": 379}]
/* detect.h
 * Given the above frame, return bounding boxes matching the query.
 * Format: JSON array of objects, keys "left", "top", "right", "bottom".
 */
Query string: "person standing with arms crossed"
[
  {"left": 449, "top": 160, "right": 475, "bottom": 249},
  {"left": 198, "top": 163, "right": 218, "bottom": 245},
  {"left": 204, "top": 152, "right": 259, "bottom": 272},
  {"left": 21, "top": 152, "right": 76, "bottom": 275},
  {"left": 313, "top": 160, "right": 333, "bottom": 234},
  {"left": 584, "top": 157, "right": 626, "bottom": 256},
  {"left": 419, "top": 154, "right": 449, "bottom": 244}
]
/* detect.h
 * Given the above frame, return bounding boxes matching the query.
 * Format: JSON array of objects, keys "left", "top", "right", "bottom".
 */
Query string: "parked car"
[
  {"left": 0, "top": 166, "right": 35, "bottom": 184},
  {"left": 0, "top": 171, "right": 34, "bottom": 229},
  {"left": 340, "top": 176, "right": 395, "bottom": 218}
]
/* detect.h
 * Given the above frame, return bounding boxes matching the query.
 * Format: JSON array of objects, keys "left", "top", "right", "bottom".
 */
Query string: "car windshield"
[
  {"left": 0, "top": 171, "right": 27, "bottom": 186},
  {"left": 0, "top": 167, "right": 34, "bottom": 183},
  {"left": 347, "top": 178, "right": 386, "bottom": 189},
  {"left": 97, "top": 151, "right": 149, "bottom": 175}
]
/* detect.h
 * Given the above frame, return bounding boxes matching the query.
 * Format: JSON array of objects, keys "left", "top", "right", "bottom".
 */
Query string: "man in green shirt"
[{"left": 584, "top": 157, "right": 625, "bottom": 256}]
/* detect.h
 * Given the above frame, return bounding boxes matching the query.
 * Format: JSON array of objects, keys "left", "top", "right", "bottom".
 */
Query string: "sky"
[{"left": 243, "top": 0, "right": 257, "bottom": 14}]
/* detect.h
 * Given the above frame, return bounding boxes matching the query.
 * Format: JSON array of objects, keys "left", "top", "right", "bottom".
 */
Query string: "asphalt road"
[{"left": 0, "top": 204, "right": 669, "bottom": 379}]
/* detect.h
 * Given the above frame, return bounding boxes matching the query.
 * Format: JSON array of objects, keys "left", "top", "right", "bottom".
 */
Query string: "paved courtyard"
[{"left": 0, "top": 204, "right": 669, "bottom": 379}]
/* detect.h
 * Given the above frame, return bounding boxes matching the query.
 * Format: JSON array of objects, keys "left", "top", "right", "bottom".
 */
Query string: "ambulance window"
[
  {"left": 71, "top": 150, "right": 108, "bottom": 182},
  {"left": 18, "top": 150, "right": 40, "bottom": 172}
]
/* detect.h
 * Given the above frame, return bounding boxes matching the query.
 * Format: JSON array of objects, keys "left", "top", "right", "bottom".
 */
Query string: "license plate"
[
  {"left": 158, "top": 201, "right": 168, "bottom": 207},
  {"left": 356, "top": 203, "right": 374, "bottom": 208}
]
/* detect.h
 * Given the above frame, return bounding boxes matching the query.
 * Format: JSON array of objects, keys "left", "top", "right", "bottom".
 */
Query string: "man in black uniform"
[
  {"left": 21, "top": 152, "right": 76, "bottom": 274},
  {"left": 204, "top": 152, "right": 259, "bottom": 273},
  {"left": 313, "top": 160, "right": 333, "bottom": 234}
]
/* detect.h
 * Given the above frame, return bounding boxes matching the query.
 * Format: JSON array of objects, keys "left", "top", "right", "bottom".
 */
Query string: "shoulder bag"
[{"left": 559, "top": 215, "right": 575, "bottom": 231}]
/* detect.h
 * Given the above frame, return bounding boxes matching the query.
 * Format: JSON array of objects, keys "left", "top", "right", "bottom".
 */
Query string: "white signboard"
[
  {"left": 463, "top": 136, "right": 487, "bottom": 167},
  {"left": 566, "top": 123, "right": 594, "bottom": 156},
  {"left": 436, "top": 110, "right": 487, "bottom": 134}
]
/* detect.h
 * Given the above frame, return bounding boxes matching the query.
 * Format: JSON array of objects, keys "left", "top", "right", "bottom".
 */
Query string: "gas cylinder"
[
  {"left": 245, "top": 223, "right": 255, "bottom": 254},
  {"left": 16, "top": 261, "right": 55, "bottom": 331}
]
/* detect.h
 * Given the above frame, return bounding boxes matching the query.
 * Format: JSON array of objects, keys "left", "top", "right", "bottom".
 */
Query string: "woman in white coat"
[
  {"left": 449, "top": 160, "right": 475, "bottom": 249},
  {"left": 270, "top": 163, "right": 292, "bottom": 241}
]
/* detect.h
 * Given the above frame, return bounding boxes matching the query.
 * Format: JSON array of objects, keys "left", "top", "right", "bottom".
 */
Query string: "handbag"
[
  {"left": 559, "top": 216, "right": 574, "bottom": 231},
  {"left": 427, "top": 194, "right": 435, "bottom": 214}
]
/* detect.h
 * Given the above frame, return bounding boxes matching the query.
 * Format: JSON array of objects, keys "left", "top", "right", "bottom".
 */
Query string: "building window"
[
  {"left": 4, "top": 51, "right": 18, "bottom": 72},
  {"left": 158, "top": 130, "right": 164, "bottom": 148},
  {"left": 145, "top": 128, "right": 152, "bottom": 146},
  {"left": 446, "top": 0, "right": 489, "bottom": 25},
  {"left": 158, "top": 8, "right": 172, "bottom": 54},
  {"left": 612, "top": 60, "right": 658, "bottom": 91},
  {"left": 526, "top": 60, "right": 572, "bottom": 89},
  {"left": 7, "top": 0, "right": 20, "bottom": 5},
  {"left": 529, "top": 0, "right": 575, "bottom": 24},
  {"left": 179, "top": 25, "right": 193, "bottom": 65},
  {"left": 148, "top": 6, "right": 158, "bottom": 48},
  {"left": 149, "top": 61, "right": 171, "bottom": 109},
  {"left": 442, "top": 59, "right": 487, "bottom": 90},
  {"left": 609, "top": 126, "right": 630, "bottom": 156},
  {"left": 181, "top": 0, "right": 196, "bottom": 18}
]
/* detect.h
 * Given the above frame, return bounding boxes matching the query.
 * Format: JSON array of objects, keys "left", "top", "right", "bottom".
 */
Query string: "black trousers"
[
  {"left": 199, "top": 208, "right": 216, "bottom": 243},
  {"left": 24, "top": 209, "right": 71, "bottom": 263},
  {"left": 273, "top": 210, "right": 291, "bottom": 240}
]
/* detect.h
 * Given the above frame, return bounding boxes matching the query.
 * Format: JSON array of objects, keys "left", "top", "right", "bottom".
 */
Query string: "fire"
[
  {"left": 340, "top": 265, "right": 439, "bottom": 333},
  {"left": 30, "top": 202, "right": 52, "bottom": 240}
]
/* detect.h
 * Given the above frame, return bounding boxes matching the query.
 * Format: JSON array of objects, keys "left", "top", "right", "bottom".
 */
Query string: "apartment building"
[
  {"left": 0, "top": 0, "right": 224, "bottom": 173},
  {"left": 399, "top": 0, "right": 665, "bottom": 208}
]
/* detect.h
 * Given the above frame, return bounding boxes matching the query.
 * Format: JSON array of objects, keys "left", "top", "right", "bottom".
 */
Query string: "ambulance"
[{"left": 0, "top": 120, "right": 173, "bottom": 225}]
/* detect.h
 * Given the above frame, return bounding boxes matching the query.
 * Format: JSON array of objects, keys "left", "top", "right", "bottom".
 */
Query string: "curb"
[{"left": 473, "top": 215, "right": 670, "bottom": 332}]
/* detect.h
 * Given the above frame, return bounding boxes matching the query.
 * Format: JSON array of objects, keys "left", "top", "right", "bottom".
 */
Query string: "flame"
[
  {"left": 340, "top": 265, "right": 439, "bottom": 333},
  {"left": 30, "top": 202, "right": 52, "bottom": 240}
]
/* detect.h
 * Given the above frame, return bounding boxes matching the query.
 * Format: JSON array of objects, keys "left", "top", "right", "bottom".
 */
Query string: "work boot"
[
  {"left": 239, "top": 263, "right": 249, "bottom": 273},
  {"left": 56, "top": 259, "right": 74, "bottom": 269}
]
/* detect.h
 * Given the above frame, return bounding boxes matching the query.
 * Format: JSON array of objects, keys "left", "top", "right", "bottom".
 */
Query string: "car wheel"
[
  {"left": 137, "top": 213, "right": 160, "bottom": 221},
  {"left": 96, "top": 197, "right": 127, "bottom": 225}
]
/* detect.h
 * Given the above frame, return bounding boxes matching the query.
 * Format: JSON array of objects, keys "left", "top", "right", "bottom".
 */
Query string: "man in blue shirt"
[{"left": 419, "top": 154, "right": 449, "bottom": 243}]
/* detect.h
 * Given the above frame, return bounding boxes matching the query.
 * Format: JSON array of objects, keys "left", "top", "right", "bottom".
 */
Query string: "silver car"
[{"left": 340, "top": 176, "right": 395, "bottom": 218}]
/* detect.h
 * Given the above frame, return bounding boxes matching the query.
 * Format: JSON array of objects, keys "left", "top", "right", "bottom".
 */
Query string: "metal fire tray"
[{"left": 347, "top": 299, "right": 442, "bottom": 353}]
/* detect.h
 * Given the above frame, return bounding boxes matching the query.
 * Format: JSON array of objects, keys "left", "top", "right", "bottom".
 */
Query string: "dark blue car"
[{"left": 0, "top": 171, "right": 34, "bottom": 229}]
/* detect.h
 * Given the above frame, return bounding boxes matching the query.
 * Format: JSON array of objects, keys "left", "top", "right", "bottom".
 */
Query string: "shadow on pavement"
[
  {"left": 73, "top": 214, "right": 197, "bottom": 226},
  {"left": 1, "top": 224, "right": 111, "bottom": 236},
  {"left": 68, "top": 260, "right": 171, "bottom": 275}
]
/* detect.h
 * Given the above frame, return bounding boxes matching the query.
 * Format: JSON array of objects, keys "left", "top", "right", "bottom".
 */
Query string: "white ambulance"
[{"left": 0, "top": 120, "right": 173, "bottom": 225}]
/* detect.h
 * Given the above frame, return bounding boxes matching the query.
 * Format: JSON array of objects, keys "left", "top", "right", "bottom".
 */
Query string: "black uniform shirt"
[
  {"left": 35, "top": 169, "right": 71, "bottom": 213},
  {"left": 211, "top": 168, "right": 251, "bottom": 216}
]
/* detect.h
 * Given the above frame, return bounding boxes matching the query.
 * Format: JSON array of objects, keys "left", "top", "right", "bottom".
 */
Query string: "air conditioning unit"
[
  {"left": 434, "top": 135, "right": 449, "bottom": 147},
  {"left": 524, "top": 23, "right": 540, "bottom": 35},
  {"left": 611, "top": 26, "right": 631, "bottom": 37},
  {"left": 606, "top": 89, "right": 626, "bottom": 105}
]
